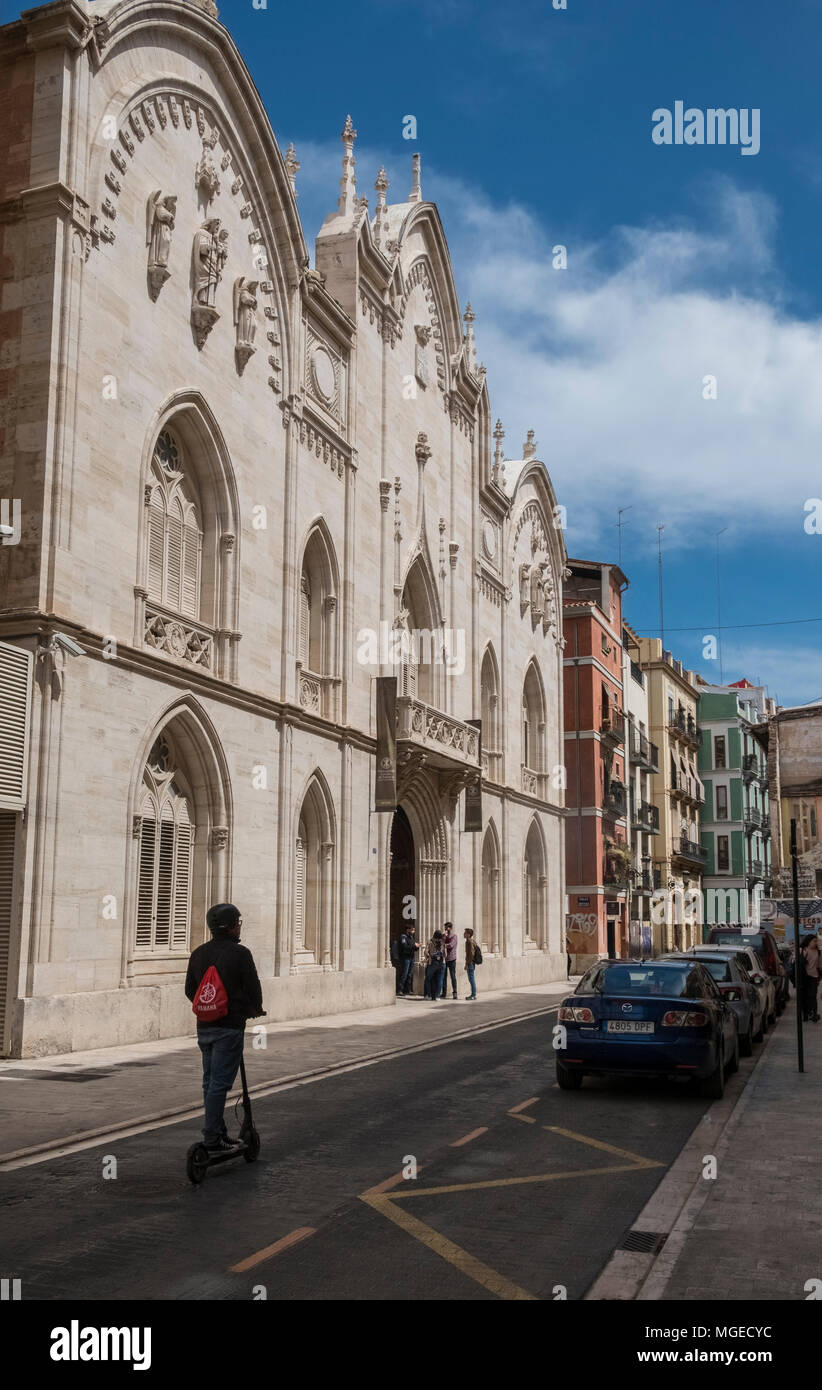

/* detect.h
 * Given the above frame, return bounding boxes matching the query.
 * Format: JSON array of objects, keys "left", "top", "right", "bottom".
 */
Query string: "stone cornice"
[
  {"left": 301, "top": 270, "right": 356, "bottom": 348},
  {"left": 20, "top": 0, "right": 90, "bottom": 53}
]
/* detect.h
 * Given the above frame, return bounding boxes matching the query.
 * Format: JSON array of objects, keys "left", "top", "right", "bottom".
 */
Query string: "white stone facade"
[{"left": 0, "top": 0, "right": 567, "bottom": 1056}]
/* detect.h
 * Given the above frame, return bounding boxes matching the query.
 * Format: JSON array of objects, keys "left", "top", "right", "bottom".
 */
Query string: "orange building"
[{"left": 563, "top": 559, "right": 629, "bottom": 968}]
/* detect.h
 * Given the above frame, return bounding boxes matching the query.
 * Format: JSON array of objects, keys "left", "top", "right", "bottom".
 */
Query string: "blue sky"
[{"left": 9, "top": 0, "right": 822, "bottom": 703}]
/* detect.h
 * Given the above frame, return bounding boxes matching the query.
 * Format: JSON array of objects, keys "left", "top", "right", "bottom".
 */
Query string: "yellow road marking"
[
  {"left": 229, "top": 1226, "right": 316, "bottom": 1273},
  {"left": 450, "top": 1127, "right": 488, "bottom": 1147},
  {"left": 389, "top": 1162, "right": 656, "bottom": 1199},
  {"left": 509, "top": 1112, "right": 536, "bottom": 1124},
  {"left": 543, "top": 1125, "right": 661, "bottom": 1168},
  {"left": 362, "top": 1169, "right": 423, "bottom": 1196},
  {"left": 508, "top": 1097, "right": 540, "bottom": 1113},
  {"left": 361, "top": 1193, "right": 535, "bottom": 1301}
]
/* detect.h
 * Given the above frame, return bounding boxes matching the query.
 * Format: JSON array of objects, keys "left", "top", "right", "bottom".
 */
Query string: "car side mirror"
[{"left": 751, "top": 973, "right": 765, "bottom": 986}]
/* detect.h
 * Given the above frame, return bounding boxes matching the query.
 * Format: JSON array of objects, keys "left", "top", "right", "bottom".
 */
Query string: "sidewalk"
[
  {"left": 0, "top": 980, "right": 570, "bottom": 1159},
  {"left": 641, "top": 997, "right": 822, "bottom": 1301}
]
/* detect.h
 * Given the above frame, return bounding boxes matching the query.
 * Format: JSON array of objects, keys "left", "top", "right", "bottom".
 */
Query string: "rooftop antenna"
[
  {"left": 715, "top": 527, "right": 727, "bottom": 684},
  {"left": 617, "top": 506, "right": 632, "bottom": 568},
  {"left": 657, "top": 524, "right": 665, "bottom": 649}
]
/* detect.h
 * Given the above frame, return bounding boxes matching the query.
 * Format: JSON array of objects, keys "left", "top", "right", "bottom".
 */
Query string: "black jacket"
[{"left": 185, "top": 936, "right": 263, "bottom": 1030}]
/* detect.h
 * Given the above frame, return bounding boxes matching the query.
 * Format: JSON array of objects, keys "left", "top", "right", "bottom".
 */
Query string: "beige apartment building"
[
  {"left": 636, "top": 638, "right": 705, "bottom": 951},
  {"left": 0, "top": 0, "right": 567, "bottom": 1055}
]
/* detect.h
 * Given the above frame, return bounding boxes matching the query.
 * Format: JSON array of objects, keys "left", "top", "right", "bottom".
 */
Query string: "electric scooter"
[{"left": 186, "top": 1054, "right": 260, "bottom": 1184}]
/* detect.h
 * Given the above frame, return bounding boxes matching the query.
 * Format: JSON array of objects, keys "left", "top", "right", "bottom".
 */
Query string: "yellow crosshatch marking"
[{"left": 360, "top": 1121, "right": 663, "bottom": 1300}]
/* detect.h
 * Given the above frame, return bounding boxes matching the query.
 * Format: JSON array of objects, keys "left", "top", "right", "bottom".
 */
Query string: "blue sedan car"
[{"left": 556, "top": 958, "right": 739, "bottom": 1097}]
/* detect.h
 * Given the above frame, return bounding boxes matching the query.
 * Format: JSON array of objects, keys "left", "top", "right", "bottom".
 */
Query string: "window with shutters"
[
  {"left": 295, "top": 820, "right": 307, "bottom": 952},
  {"left": 297, "top": 525, "right": 339, "bottom": 719},
  {"left": 146, "top": 431, "right": 202, "bottom": 620},
  {"left": 0, "top": 811, "right": 16, "bottom": 1050},
  {"left": 135, "top": 735, "right": 194, "bottom": 954},
  {"left": 0, "top": 640, "right": 33, "bottom": 811}
]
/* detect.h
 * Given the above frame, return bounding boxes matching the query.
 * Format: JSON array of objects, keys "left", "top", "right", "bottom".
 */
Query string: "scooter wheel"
[
  {"left": 186, "top": 1142, "right": 209, "bottom": 1185},
  {"left": 242, "top": 1127, "right": 260, "bottom": 1163}
]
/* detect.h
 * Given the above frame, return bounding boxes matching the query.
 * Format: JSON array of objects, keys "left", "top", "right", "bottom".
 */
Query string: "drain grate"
[{"left": 620, "top": 1229, "right": 668, "bottom": 1255}]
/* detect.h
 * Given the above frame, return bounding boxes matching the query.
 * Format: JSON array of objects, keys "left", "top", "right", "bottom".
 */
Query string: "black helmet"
[{"left": 206, "top": 902, "right": 241, "bottom": 934}]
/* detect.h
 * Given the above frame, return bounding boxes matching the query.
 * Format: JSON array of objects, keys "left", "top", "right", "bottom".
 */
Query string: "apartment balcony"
[
  {"left": 600, "top": 707, "right": 625, "bottom": 749},
  {"left": 396, "top": 696, "right": 481, "bottom": 774},
  {"left": 758, "top": 770, "right": 769, "bottom": 790},
  {"left": 673, "top": 835, "right": 708, "bottom": 867},
  {"left": 761, "top": 820, "right": 771, "bottom": 840},
  {"left": 742, "top": 753, "right": 758, "bottom": 783},
  {"left": 743, "top": 806, "right": 762, "bottom": 833},
  {"left": 682, "top": 777, "right": 705, "bottom": 808},
  {"left": 631, "top": 794, "right": 661, "bottom": 835},
  {"left": 640, "top": 871, "right": 654, "bottom": 893},
  {"left": 668, "top": 709, "right": 703, "bottom": 750},
  {"left": 603, "top": 780, "right": 628, "bottom": 819},
  {"left": 630, "top": 730, "right": 660, "bottom": 773},
  {"left": 653, "top": 866, "right": 662, "bottom": 889}
]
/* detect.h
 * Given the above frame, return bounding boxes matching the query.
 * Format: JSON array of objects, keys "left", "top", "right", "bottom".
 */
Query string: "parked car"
[
  {"left": 706, "top": 927, "right": 788, "bottom": 1015},
  {"left": 556, "top": 958, "right": 739, "bottom": 1098},
  {"left": 660, "top": 949, "right": 766, "bottom": 1055}
]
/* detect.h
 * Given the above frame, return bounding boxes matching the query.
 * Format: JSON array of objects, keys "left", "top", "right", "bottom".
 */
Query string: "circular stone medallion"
[{"left": 312, "top": 347, "right": 336, "bottom": 404}]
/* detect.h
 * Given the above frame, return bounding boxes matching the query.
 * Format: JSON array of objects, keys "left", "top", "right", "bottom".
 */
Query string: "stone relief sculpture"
[
  {"left": 195, "top": 137, "right": 221, "bottom": 205},
  {"left": 191, "top": 218, "right": 227, "bottom": 348},
  {"left": 233, "top": 276, "right": 258, "bottom": 373},
  {"left": 145, "top": 190, "right": 176, "bottom": 300}
]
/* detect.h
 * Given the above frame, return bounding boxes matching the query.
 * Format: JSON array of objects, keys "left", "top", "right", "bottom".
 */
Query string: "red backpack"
[{"left": 191, "top": 964, "right": 228, "bottom": 1021}]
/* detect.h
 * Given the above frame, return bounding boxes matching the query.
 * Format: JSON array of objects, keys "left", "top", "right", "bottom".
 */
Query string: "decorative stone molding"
[
  {"left": 379, "top": 480, "right": 392, "bottom": 512},
  {"left": 144, "top": 608, "right": 213, "bottom": 669},
  {"left": 132, "top": 815, "right": 142, "bottom": 839},
  {"left": 195, "top": 139, "right": 221, "bottom": 204}
]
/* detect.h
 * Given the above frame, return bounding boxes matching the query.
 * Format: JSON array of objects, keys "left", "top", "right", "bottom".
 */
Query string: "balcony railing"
[
  {"left": 743, "top": 806, "right": 762, "bottom": 832},
  {"left": 521, "top": 764, "right": 547, "bottom": 798},
  {"left": 631, "top": 793, "right": 660, "bottom": 834},
  {"left": 761, "top": 821, "right": 771, "bottom": 840},
  {"left": 397, "top": 696, "right": 481, "bottom": 772},
  {"left": 742, "top": 753, "right": 758, "bottom": 783},
  {"left": 629, "top": 660, "right": 645, "bottom": 687},
  {"left": 668, "top": 709, "right": 703, "bottom": 749},
  {"left": 674, "top": 835, "right": 708, "bottom": 865},
  {"left": 630, "top": 730, "right": 659, "bottom": 772},
  {"left": 603, "top": 780, "right": 627, "bottom": 818},
  {"left": 640, "top": 871, "right": 654, "bottom": 893},
  {"left": 601, "top": 707, "right": 625, "bottom": 747}
]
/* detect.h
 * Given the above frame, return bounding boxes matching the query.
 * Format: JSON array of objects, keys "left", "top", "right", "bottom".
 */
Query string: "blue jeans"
[
  {"left": 426, "top": 963, "right": 445, "bottom": 999},
  {"left": 440, "top": 960, "right": 457, "bottom": 998},
  {"left": 197, "top": 1024, "right": 244, "bottom": 1146},
  {"left": 398, "top": 957, "right": 415, "bottom": 993},
  {"left": 466, "top": 964, "right": 477, "bottom": 998}
]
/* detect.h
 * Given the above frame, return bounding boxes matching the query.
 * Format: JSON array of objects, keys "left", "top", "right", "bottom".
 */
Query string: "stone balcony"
[{"left": 396, "top": 696, "right": 481, "bottom": 773}]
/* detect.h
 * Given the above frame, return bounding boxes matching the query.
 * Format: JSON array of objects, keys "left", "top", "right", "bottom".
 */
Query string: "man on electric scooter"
[{"left": 185, "top": 903, "right": 264, "bottom": 1154}]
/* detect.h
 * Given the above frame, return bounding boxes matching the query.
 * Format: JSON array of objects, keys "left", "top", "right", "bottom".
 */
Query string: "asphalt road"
[{"left": 1, "top": 1009, "right": 711, "bottom": 1301}]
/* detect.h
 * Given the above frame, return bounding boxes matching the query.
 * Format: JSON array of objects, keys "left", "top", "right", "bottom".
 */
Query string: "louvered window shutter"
[
  {"left": 0, "top": 641, "right": 33, "bottom": 811},
  {"left": 154, "top": 805, "right": 175, "bottom": 949},
  {"left": 295, "top": 833, "right": 306, "bottom": 950},
  {"left": 136, "top": 815, "right": 156, "bottom": 950},
  {"left": 166, "top": 508, "right": 183, "bottom": 611},
  {"left": 0, "top": 811, "right": 16, "bottom": 1047},
  {"left": 172, "top": 810, "right": 193, "bottom": 949},
  {"left": 299, "top": 575, "right": 311, "bottom": 668},
  {"left": 181, "top": 515, "right": 201, "bottom": 620},
  {"left": 147, "top": 495, "right": 165, "bottom": 602}
]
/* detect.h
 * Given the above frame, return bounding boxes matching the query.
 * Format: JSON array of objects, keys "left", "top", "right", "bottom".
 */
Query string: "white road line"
[{"left": 0, "top": 1005, "right": 558, "bottom": 1171}]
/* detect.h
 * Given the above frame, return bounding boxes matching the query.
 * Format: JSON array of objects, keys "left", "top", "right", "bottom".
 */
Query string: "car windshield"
[
  {"left": 712, "top": 931, "right": 763, "bottom": 950},
  {"left": 692, "top": 958, "right": 732, "bottom": 982},
  {"left": 599, "top": 964, "right": 691, "bottom": 997}
]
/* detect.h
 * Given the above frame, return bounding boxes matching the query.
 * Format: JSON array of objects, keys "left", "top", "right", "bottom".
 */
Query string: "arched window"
[
  {"left": 135, "top": 734, "right": 195, "bottom": 954},
  {"left": 524, "top": 818, "right": 547, "bottom": 948},
  {"left": 482, "top": 822, "right": 501, "bottom": 953},
  {"left": 481, "top": 647, "right": 501, "bottom": 780},
  {"left": 146, "top": 431, "right": 202, "bottom": 620},
  {"left": 293, "top": 775, "right": 336, "bottom": 969},
  {"left": 522, "top": 661, "right": 546, "bottom": 795},
  {"left": 400, "top": 556, "right": 440, "bottom": 708},
  {"left": 297, "top": 525, "right": 339, "bottom": 719}
]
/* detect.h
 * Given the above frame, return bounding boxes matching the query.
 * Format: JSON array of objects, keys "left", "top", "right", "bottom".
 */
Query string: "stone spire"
[
  {"left": 492, "top": 419, "right": 505, "bottom": 485},
  {"left": 463, "top": 303, "right": 477, "bottom": 370},
  {"left": 408, "top": 152, "right": 422, "bottom": 204},
  {"left": 337, "top": 115, "right": 358, "bottom": 218},
  {"left": 523, "top": 429, "right": 537, "bottom": 459},
  {"left": 374, "top": 166, "right": 389, "bottom": 249},
  {"left": 285, "top": 143, "right": 300, "bottom": 200}
]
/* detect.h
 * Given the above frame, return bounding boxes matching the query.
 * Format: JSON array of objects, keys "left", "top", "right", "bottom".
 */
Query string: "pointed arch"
[
  {"left": 400, "top": 550, "right": 444, "bottom": 706},
  {"left": 522, "top": 658, "right": 548, "bottom": 793},
  {"left": 291, "top": 769, "right": 337, "bottom": 971},
  {"left": 480, "top": 644, "right": 502, "bottom": 781},
  {"left": 124, "top": 695, "right": 232, "bottom": 975},
  {"left": 297, "top": 518, "right": 340, "bottom": 719},
  {"left": 524, "top": 815, "right": 548, "bottom": 950},
  {"left": 136, "top": 391, "right": 241, "bottom": 681},
  {"left": 482, "top": 819, "right": 501, "bottom": 954}
]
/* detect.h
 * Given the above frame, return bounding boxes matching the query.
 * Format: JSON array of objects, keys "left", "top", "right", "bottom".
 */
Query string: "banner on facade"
[
  {"left": 464, "top": 719, "right": 482, "bottom": 832},
  {"left": 374, "top": 676, "right": 397, "bottom": 811}
]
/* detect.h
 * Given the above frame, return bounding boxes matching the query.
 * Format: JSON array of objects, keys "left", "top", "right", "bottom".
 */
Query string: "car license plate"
[{"left": 605, "top": 1020, "right": 655, "bottom": 1034}]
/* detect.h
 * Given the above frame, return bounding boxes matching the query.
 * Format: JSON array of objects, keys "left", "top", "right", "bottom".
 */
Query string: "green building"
[{"left": 697, "top": 680, "right": 773, "bottom": 928}]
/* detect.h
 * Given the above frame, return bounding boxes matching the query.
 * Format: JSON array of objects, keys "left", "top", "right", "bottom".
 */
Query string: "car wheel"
[
  {"left": 768, "top": 1006, "right": 777, "bottom": 1026},
  {"left": 741, "top": 1022, "right": 753, "bottom": 1057},
  {"left": 753, "top": 1014, "right": 765, "bottom": 1044},
  {"left": 556, "top": 1062, "right": 583, "bottom": 1091},
  {"left": 700, "top": 1044, "right": 725, "bottom": 1099}
]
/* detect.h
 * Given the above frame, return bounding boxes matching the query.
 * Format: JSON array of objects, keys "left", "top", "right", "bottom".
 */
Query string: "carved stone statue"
[
  {"left": 145, "top": 191, "right": 176, "bottom": 299},
  {"left": 233, "top": 276, "right": 258, "bottom": 373},
  {"left": 191, "top": 218, "right": 226, "bottom": 348},
  {"left": 195, "top": 139, "right": 221, "bottom": 204}
]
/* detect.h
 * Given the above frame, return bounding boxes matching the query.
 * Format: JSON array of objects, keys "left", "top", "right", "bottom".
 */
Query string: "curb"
[
  {"left": 584, "top": 1009, "right": 784, "bottom": 1301},
  {"left": 0, "top": 1001, "right": 559, "bottom": 1168}
]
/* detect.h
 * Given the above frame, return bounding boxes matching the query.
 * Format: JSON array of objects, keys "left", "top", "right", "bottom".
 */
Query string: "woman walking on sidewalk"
[{"left": 801, "top": 933, "right": 821, "bottom": 1022}]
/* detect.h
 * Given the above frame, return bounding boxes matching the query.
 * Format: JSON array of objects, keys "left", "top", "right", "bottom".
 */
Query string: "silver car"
[{"left": 662, "top": 947, "right": 767, "bottom": 1055}]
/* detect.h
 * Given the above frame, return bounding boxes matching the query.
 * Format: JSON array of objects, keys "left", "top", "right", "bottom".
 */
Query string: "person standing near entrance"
[
  {"left": 425, "top": 931, "right": 446, "bottom": 1001},
  {"left": 397, "top": 923, "right": 419, "bottom": 996},
  {"left": 440, "top": 922, "right": 458, "bottom": 999},
  {"left": 185, "top": 903, "right": 264, "bottom": 1154},
  {"left": 464, "top": 927, "right": 479, "bottom": 1000}
]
